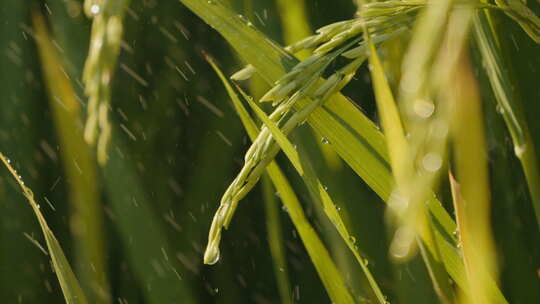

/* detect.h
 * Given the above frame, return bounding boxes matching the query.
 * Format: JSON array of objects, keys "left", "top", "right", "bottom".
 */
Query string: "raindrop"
[
  {"left": 90, "top": 4, "right": 100, "bottom": 16},
  {"left": 204, "top": 246, "right": 220, "bottom": 265},
  {"left": 390, "top": 226, "right": 415, "bottom": 259},
  {"left": 237, "top": 14, "right": 248, "bottom": 23},
  {"left": 514, "top": 144, "right": 526, "bottom": 157},
  {"left": 321, "top": 138, "right": 329, "bottom": 144},
  {"left": 422, "top": 153, "right": 442, "bottom": 172},
  {"left": 413, "top": 98, "right": 435, "bottom": 118}
]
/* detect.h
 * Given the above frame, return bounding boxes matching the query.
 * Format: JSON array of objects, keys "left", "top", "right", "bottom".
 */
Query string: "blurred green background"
[{"left": 0, "top": 0, "right": 538, "bottom": 303}]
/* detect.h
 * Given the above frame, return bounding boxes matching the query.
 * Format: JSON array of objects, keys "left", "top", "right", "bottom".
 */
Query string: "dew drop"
[
  {"left": 237, "top": 14, "right": 248, "bottom": 23},
  {"left": 204, "top": 246, "right": 220, "bottom": 265},
  {"left": 514, "top": 144, "right": 526, "bottom": 157},
  {"left": 321, "top": 138, "right": 329, "bottom": 144},
  {"left": 390, "top": 226, "right": 415, "bottom": 260},
  {"left": 422, "top": 153, "right": 442, "bottom": 172},
  {"left": 413, "top": 98, "right": 435, "bottom": 118},
  {"left": 496, "top": 104, "right": 505, "bottom": 114},
  {"left": 90, "top": 4, "right": 100, "bottom": 15}
]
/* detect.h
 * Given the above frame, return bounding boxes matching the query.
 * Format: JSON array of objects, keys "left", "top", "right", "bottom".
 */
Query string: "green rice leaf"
[
  {"left": 449, "top": 52, "right": 500, "bottom": 304},
  {"left": 366, "top": 40, "right": 407, "bottom": 184},
  {"left": 473, "top": 10, "right": 540, "bottom": 230},
  {"left": 0, "top": 153, "right": 88, "bottom": 304},
  {"left": 32, "top": 12, "right": 110, "bottom": 303},
  {"left": 496, "top": 0, "right": 540, "bottom": 43},
  {"left": 261, "top": 176, "right": 293, "bottom": 304}
]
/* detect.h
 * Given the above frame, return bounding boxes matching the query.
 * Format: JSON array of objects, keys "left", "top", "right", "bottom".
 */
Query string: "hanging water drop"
[
  {"left": 90, "top": 4, "right": 101, "bottom": 16},
  {"left": 413, "top": 98, "right": 435, "bottom": 119},
  {"left": 514, "top": 144, "right": 526, "bottom": 157},
  {"left": 422, "top": 153, "right": 442, "bottom": 172},
  {"left": 204, "top": 246, "right": 220, "bottom": 265},
  {"left": 496, "top": 104, "right": 505, "bottom": 114},
  {"left": 237, "top": 14, "right": 249, "bottom": 23}
]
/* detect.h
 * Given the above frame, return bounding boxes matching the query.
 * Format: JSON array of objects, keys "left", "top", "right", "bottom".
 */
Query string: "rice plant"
[{"left": 1, "top": 0, "right": 539, "bottom": 303}]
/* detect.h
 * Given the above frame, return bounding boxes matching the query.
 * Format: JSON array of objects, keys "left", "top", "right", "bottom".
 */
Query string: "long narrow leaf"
[
  {"left": 0, "top": 153, "right": 88, "bottom": 304},
  {"left": 32, "top": 12, "right": 110, "bottom": 303},
  {"left": 261, "top": 176, "right": 292, "bottom": 304},
  {"left": 473, "top": 9, "right": 540, "bottom": 230},
  {"left": 449, "top": 47, "right": 499, "bottom": 304}
]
